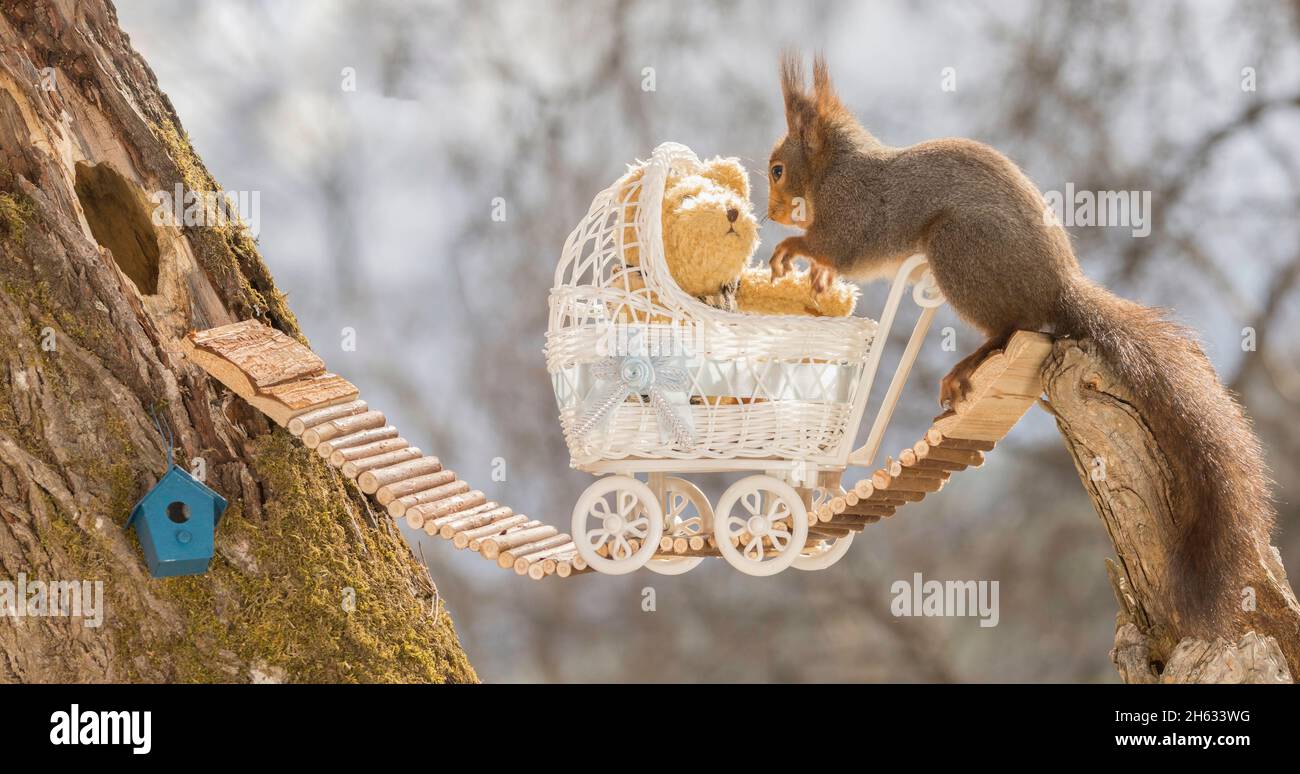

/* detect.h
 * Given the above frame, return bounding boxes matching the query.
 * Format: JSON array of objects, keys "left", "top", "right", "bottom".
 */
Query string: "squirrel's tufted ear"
[
  {"left": 699, "top": 157, "right": 750, "bottom": 200},
  {"left": 811, "top": 54, "right": 844, "bottom": 118},
  {"left": 781, "top": 49, "right": 823, "bottom": 154},
  {"left": 780, "top": 49, "right": 808, "bottom": 121}
]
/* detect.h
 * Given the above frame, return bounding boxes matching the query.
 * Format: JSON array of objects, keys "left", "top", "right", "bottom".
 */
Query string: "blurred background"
[{"left": 115, "top": 0, "right": 1299, "bottom": 682}]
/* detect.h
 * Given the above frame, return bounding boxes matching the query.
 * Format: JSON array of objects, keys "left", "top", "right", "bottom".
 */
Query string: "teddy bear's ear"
[{"left": 699, "top": 157, "right": 750, "bottom": 200}]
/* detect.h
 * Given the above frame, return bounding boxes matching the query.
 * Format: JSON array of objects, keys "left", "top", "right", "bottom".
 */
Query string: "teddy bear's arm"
[{"left": 736, "top": 268, "right": 858, "bottom": 317}]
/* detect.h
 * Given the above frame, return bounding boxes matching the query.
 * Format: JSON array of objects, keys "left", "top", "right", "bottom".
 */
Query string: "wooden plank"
[
  {"left": 390, "top": 480, "right": 471, "bottom": 519},
  {"left": 359, "top": 456, "right": 443, "bottom": 495},
  {"left": 188, "top": 318, "right": 323, "bottom": 388},
  {"left": 931, "top": 331, "right": 1053, "bottom": 442},
  {"left": 442, "top": 505, "right": 516, "bottom": 541},
  {"left": 289, "top": 400, "right": 369, "bottom": 436},
  {"left": 317, "top": 425, "right": 398, "bottom": 458},
  {"left": 376, "top": 470, "right": 458, "bottom": 508},
  {"left": 460, "top": 515, "right": 531, "bottom": 548},
  {"left": 329, "top": 437, "right": 410, "bottom": 467},
  {"left": 261, "top": 374, "right": 358, "bottom": 413},
  {"left": 301, "top": 410, "right": 387, "bottom": 448},
  {"left": 182, "top": 321, "right": 358, "bottom": 426},
  {"left": 341, "top": 447, "right": 423, "bottom": 479}
]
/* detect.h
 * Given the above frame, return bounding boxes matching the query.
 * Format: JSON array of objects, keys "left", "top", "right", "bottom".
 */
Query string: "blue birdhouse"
[{"left": 127, "top": 465, "right": 228, "bottom": 578}]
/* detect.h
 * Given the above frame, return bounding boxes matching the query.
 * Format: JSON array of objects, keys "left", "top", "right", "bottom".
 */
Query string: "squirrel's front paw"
[
  {"left": 810, "top": 261, "right": 837, "bottom": 295},
  {"left": 769, "top": 237, "right": 802, "bottom": 281}
]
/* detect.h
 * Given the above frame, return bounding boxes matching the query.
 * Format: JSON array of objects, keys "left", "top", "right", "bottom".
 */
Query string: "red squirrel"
[{"left": 767, "top": 52, "right": 1273, "bottom": 636}]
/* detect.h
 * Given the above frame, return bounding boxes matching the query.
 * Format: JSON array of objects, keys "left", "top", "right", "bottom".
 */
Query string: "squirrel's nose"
[{"left": 726, "top": 207, "right": 739, "bottom": 223}]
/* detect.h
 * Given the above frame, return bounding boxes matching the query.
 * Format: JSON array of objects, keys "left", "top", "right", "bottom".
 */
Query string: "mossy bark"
[{"left": 0, "top": 0, "right": 476, "bottom": 682}]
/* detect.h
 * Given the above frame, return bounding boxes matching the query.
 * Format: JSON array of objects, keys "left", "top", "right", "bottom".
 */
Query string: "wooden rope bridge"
[
  {"left": 807, "top": 331, "right": 1052, "bottom": 532},
  {"left": 182, "top": 320, "right": 1052, "bottom": 579}
]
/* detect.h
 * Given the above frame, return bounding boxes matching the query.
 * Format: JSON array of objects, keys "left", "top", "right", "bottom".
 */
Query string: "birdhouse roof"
[{"left": 127, "top": 465, "right": 228, "bottom": 527}]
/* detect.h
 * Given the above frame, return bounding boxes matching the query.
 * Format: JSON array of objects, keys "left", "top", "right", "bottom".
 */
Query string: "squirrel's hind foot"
[
  {"left": 940, "top": 334, "right": 1013, "bottom": 413},
  {"left": 939, "top": 367, "right": 973, "bottom": 414}
]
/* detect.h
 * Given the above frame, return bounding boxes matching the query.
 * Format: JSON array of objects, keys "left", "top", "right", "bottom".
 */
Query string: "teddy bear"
[{"left": 610, "top": 156, "right": 858, "bottom": 321}]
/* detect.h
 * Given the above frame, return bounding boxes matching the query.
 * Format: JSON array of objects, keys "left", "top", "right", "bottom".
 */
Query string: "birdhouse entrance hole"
[
  {"left": 73, "top": 162, "right": 161, "bottom": 295},
  {"left": 166, "top": 501, "right": 190, "bottom": 524}
]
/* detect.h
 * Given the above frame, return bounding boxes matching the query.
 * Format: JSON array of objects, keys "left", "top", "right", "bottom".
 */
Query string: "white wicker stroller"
[{"left": 546, "top": 143, "right": 945, "bottom": 577}]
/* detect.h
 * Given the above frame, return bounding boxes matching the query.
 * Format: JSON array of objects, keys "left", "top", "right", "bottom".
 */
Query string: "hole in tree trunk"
[{"left": 74, "top": 162, "right": 161, "bottom": 295}]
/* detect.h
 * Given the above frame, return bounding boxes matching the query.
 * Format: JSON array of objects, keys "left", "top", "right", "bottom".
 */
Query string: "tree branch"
[{"left": 1042, "top": 338, "right": 1299, "bottom": 683}]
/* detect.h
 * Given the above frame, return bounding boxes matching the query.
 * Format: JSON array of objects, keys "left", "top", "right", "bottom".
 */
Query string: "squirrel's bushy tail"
[{"left": 1057, "top": 278, "right": 1273, "bottom": 635}]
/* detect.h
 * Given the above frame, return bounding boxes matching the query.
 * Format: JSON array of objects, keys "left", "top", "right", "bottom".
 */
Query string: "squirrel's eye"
[{"left": 771, "top": 164, "right": 784, "bottom": 182}]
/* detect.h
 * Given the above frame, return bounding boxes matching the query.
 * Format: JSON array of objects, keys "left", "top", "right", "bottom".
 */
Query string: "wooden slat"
[
  {"left": 182, "top": 320, "right": 359, "bottom": 426},
  {"left": 442, "top": 505, "right": 515, "bottom": 541},
  {"left": 329, "top": 437, "right": 409, "bottom": 467},
  {"left": 188, "top": 318, "right": 324, "bottom": 388},
  {"left": 302, "top": 410, "right": 387, "bottom": 448},
  {"left": 405, "top": 489, "right": 485, "bottom": 529},
  {"left": 463, "top": 515, "right": 531, "bottom": 549},
  {"left": 317, "top": 425, "right": 398, "bottom": 458},
  {"left": 289, "top": 399, "right": 368, "bottom": 436},
  {"left": 922, "top": 446, "right": 985, "bottom": 466},
  {"left": 481, "top": 524, "right": 558, "bottom": 561},
  {"left": 261, "top": 373, "right": 358, "bottom": 413},
  {"left": 931, "top": 330, "right": 1053, "bottom": 442},
  {"left": 389, "top": 480, "right": 469, "bottom": 519},
  {"left": 425, "top": 502, "right": 502, "bottom": 537},
  {"left": 359, "top": 457, "right": 443, "bottom": 494},
  {"left": 376, "top": 470, "right": 457, "bottom": 507},
  {"left": 505, "top": 536, "right": 574, "bottom": 571},
  {"left": 341, "top": 447, "right": 422, "bottom": 479}
]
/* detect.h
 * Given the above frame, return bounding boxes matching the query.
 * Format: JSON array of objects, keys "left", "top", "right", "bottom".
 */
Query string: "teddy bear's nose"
[{"left": 726, "top": 207, "right": 739, "bottom": 223}]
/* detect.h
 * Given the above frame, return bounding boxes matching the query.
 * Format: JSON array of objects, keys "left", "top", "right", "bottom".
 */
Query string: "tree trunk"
[
  {"left": 0, "top": 1, "right": 476, "bottom": 682},
  {"left": 1043, "top": 339, "right": 1298, "bottom": 684}
]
